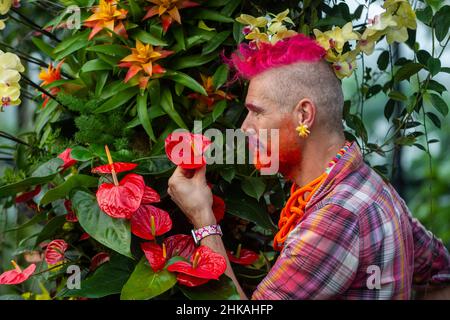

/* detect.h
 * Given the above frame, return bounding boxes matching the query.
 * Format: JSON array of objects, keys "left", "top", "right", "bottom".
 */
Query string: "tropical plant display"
[{"left": 0, "top": 0, "right": 449, "bottom": 300}]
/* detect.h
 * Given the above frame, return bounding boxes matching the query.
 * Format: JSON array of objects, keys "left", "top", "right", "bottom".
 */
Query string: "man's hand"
[{"left": 167, "top": 166, "right": 216, "bottom": 228}]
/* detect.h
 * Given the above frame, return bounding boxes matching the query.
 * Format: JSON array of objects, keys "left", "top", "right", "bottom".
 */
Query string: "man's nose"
[{"left": 240, "top": 114, "right": 251, "bottom": 132}]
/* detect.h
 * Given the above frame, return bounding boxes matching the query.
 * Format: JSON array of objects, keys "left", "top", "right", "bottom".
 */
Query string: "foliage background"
[{"left": 0, "top": 0, "right": 449, "bottom": 299}]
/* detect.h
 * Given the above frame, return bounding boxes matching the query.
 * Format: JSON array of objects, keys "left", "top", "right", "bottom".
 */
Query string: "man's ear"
[{"left": 293, "top": 98, "right": 316, "bottom": 128}]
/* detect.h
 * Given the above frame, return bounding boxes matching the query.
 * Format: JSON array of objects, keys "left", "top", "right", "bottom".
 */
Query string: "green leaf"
[
  {"left": 120, "top": 257, "right": 177, "bottom": 300},
  {"left": 137, "top": 92, "right": 156, "bottom": 142},
  {"left": 35, "top": 215, "right": 67, "bottom": 245},
  {"left": 94, "top": 87, "right": 139, "bottom": 113},
  {"left": 388, "top": 90, "right": 407, "bottom": 101},
  {"left": 426, "top": 112, "right": 441, "bottom": 128},
  {"left": 35, "top": 99, "right": 59, "bottom": 134},
  {"left": 416, "top": 50, "right": 432, "bottom": 66},
  {"left": 61, "top": 255, "right": 134, "bottom": 298},
  {"left": 4, "top": 213, "right": 47, "bottom": 233},
  {"left": 212, "top": 100, "right": 227, "bottom": 122},
  {"left": 427, "top": 57, "right": 441, "bottom": 76},
  {"left": 219, "top": 167, "right": 235, "bottom": 183},
  {"left": 416, "top": 5, "right": 433, "bottom": 25},
  {"left": 53, "top": 30, "right": 90, "bottom": 60},
  {"left": 160, "top": 88, "right": 188, "bottom": 129},
  {"left": 172, "top": 26, "right": 186, "bottom": 51},
  {"left": 86, "top": 44, "right": 130, "bottom": 57},
  {"left": 40, "top": 175, "right": 98, "bottom": 206},
  {"left": 191, "top": 9, "right": 234, "bottom": 23},
  {"left": 32, "top": 37, "right": 56, "bottom": 59},
  {"left": 377, "top": 51, "right": 390, "bottom": 71},
  {"left": 220, "top": 0, "right": 241, "bottom": 16},
  {"left": 224, "top": 184, "right": 276, "bottom": 231},
  {"left": 148, "top": 79, "right": 161, "bottom": 107},
  {"left": 81, "top": 59, "right": 112, "bottom": 73},
  {"left": 170, "top": 52, "right": 218, "bottom": 70},
  {"left": 212, "top": 64, "right": 229, "bottom": 90},
  {"left": 70, "top": 146, "right": 94, "bottom": 161},
  {"left": 202, "top": 30, "right": 231, "bottom": 55},
  {"left": 70, "top": 190, "right": 133, "bottom": 258},
  {"left": 394, "top": 62, "right": 423, "bottom": 82},
  {"left": 241, "top": 177, "right": 266, "bottom": 201},
  {"left": 432, "top": 5, "right": 450, "bottom": 42},
  {"left": 429, "top": 93, "right": 449, "bottom": 116},
  {"left": 163, "top": 70, "right": 207, "bottom": 96},
  {"left": 132, "top": 30, "right": 167, "bottom": 46},
  {"left": 135, "top": 156, "right": 175, "bottom": 175},
  {"left": 179, "top": 275, "right": 239, "bottom": 300}
]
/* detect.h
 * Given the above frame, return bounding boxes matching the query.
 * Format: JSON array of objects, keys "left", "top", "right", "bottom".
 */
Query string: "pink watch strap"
[{"left": 191, "top": 224, "right": 222, "bottom": 245}]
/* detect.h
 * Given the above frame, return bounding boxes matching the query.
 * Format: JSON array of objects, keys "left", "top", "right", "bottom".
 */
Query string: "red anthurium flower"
[
  {"left": 96, "top": 173, "right": 146, "bottom": 219},
  {"left": 95, "top": 145, "right": 146, "bottom": 219},
  {"left": 226, "top": 244, "right": 259, "bottom": 265},
  {"left": 163, "top": 234, "right": 195, "bottom": 260},
  {"left": 141, "top": 242, "right": 167, "bottom": 272},
  {"left": 167, "top": 246, "right": 227, "bottom": 287},
  {"left": 58, "top": 148, "right": 77, "bottom": 171},
  {"left": 64, "top": 199, "right": 78, "bottom": 222},
  {"left": 141, "top": 234, "right": 195, "bottom": 272},
  {"left": 131, "top": 205, "right": 172, "bottom": 240},
  {"left": 141, "top": 185, "right": 161, "bottom": 204},
  {"left": 45, "top": 239, "right": 68, "bottom": 265},
  {"left": 165, "top": 132, "right": 212, "bottom": 169},
  {"left": 212, "top": 194, "right": 225, "bottom": 223},
  {"left": 91, "top": 162, "right": 138, "bottom": 174},
  {"left": 79, "top": 233, "right": 90, "bottom": 241},
  {"left": 0, "top": 261, "right": 36, "bottom": 285},
  {"left": 90, "top": 252, "right": 110, "bottom": 271},
  {"left": 15, "top": 185, "right": 41, "bottom": 204}
]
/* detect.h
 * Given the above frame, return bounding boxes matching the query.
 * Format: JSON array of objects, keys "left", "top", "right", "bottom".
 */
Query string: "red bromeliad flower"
[
  {"left": 167, "top": 246, "right": 227, "bottom": 287},
  {"left": 58, "top": 148, "right": 77, "bottom": 171},
  {"left": 90, "top": 252, "right": 110, "bottom": 271},
  {"left": 38, "top": 60, "right": 63, "bottom": 107},
  {"left": 45, "top": 239, "right": 68, "bottom": 265},
  {"left": 64, "top": 200, "right": 78, "bottom": 222},
  {"left": 0, "top": 261, "right": 36, "bottom": 285},
  {"left": 91, "top": 162, "right": 138, "bottom": 174},
  {"left": 187, "top": 74, "right": 236, "bottom": 113},
  {"left": 84, "top": 0, "right": 128, "bottom": 40},
  {"left": 165, "top": 132, "right": 212, "bottom": 169},
  {"left": 143, "top": 0, "right": 200, "bottom": 33},
  {"left": 118, "top": 40, "right": 174, "bottom": 89},
  {"left": 226, "top": 244, "right": 259, "bottom": 265},
  {"left": 94, "top": 145, "right": 146, "bottom": 219},
  {"left": 131, "top": 205, "right": 172, "bottom": 240}
]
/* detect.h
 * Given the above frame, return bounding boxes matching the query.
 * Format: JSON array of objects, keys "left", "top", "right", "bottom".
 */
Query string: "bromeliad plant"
[{"left": 1, "top": 0, "right": 449, "bottom": 300}]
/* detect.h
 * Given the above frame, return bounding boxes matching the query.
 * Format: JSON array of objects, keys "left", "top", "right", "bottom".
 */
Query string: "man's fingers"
[{"left": 192, "top": 165, "right": 207, "bottom": 182}]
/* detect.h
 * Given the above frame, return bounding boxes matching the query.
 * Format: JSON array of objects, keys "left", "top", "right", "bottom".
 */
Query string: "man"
[{"left": 167, "top": 34, "right": 450, "bottom": 299}]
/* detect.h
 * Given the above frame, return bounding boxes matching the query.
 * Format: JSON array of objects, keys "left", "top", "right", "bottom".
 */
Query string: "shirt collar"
[{"left": 306, "top": 141, "right": 364, "bottom": 209}]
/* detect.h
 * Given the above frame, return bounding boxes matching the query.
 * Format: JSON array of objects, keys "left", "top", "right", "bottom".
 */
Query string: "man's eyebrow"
[{"left": 245, "top": 103, "right": 264, "bottom": 112}]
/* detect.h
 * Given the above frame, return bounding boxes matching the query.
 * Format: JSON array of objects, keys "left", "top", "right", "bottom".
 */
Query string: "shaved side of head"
[{"left": 253, "top": 60, "right": 344, "bottom": 133}]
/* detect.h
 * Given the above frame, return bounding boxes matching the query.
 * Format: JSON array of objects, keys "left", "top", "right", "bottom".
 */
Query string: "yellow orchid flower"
[
  {"left": 1, "top": 82, "right": 21, "bottom": 108},
  {"left": 331, "top": 51, "right": 358, "bottom": 79},
  {"left": 0, "top": 68, "right": 21, "bottom": 85},
  {"left": 314, "top": 22, "right": 359, "bottom": 54},
  {"left": 271, "top": 28, "right": 297, "bottom": 43},
  {"left": 271, "top": 9, "right": 294, "bottom": 25},
  {"left": 236, "top": 14, "right": 268, "bottom": 29},
  {"left": 0, "top": 50, "right": 25, "bottom": 73},
  {"left": 84, "top": 0, "right": 128, "bottom": 40},
  {"left": 0, "top": 0, "right": 12, "bottom": 15},
  {"left": 245, "top": 28, "right": 270, "bottom": 44},
  {"left": 0, "top": 18, "right": 6, "bottom": 30}
]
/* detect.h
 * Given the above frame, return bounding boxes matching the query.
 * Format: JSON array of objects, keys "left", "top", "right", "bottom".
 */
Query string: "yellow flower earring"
[{"left": 296, "top": 121, "right": 310, "bottom": 138}]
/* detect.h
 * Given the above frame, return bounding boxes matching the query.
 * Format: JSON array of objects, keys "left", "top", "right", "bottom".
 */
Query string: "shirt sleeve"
[
  {"left": 251, "top": 203, "right": 360, "bottom": 300},
  {"left": 408, "top": 215, "right": 450, "bottom": 285}
]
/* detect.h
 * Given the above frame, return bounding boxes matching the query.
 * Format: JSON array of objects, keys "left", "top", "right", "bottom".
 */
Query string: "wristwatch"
[{"left": 191, "top": 224, "right": 223, "bottom": 245}]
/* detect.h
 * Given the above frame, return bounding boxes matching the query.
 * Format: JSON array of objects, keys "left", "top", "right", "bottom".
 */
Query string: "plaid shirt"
[{"left": 252, "top": 142, "right": 450, "bottom": 300}]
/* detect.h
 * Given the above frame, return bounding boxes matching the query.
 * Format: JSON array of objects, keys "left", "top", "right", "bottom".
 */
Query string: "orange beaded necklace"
[{"left": 273, "top": 141, "right": 352, "bottom": 251}]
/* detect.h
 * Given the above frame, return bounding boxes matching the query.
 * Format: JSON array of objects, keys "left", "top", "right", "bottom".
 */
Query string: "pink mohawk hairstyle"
[{"left": 221, "top": 33, "right": 326, "bottom": 82}]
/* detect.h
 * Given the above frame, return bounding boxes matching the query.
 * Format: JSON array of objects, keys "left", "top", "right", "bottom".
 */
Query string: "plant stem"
[{"left": 9, "top": 8, "right": 61, "bottom": 42}]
